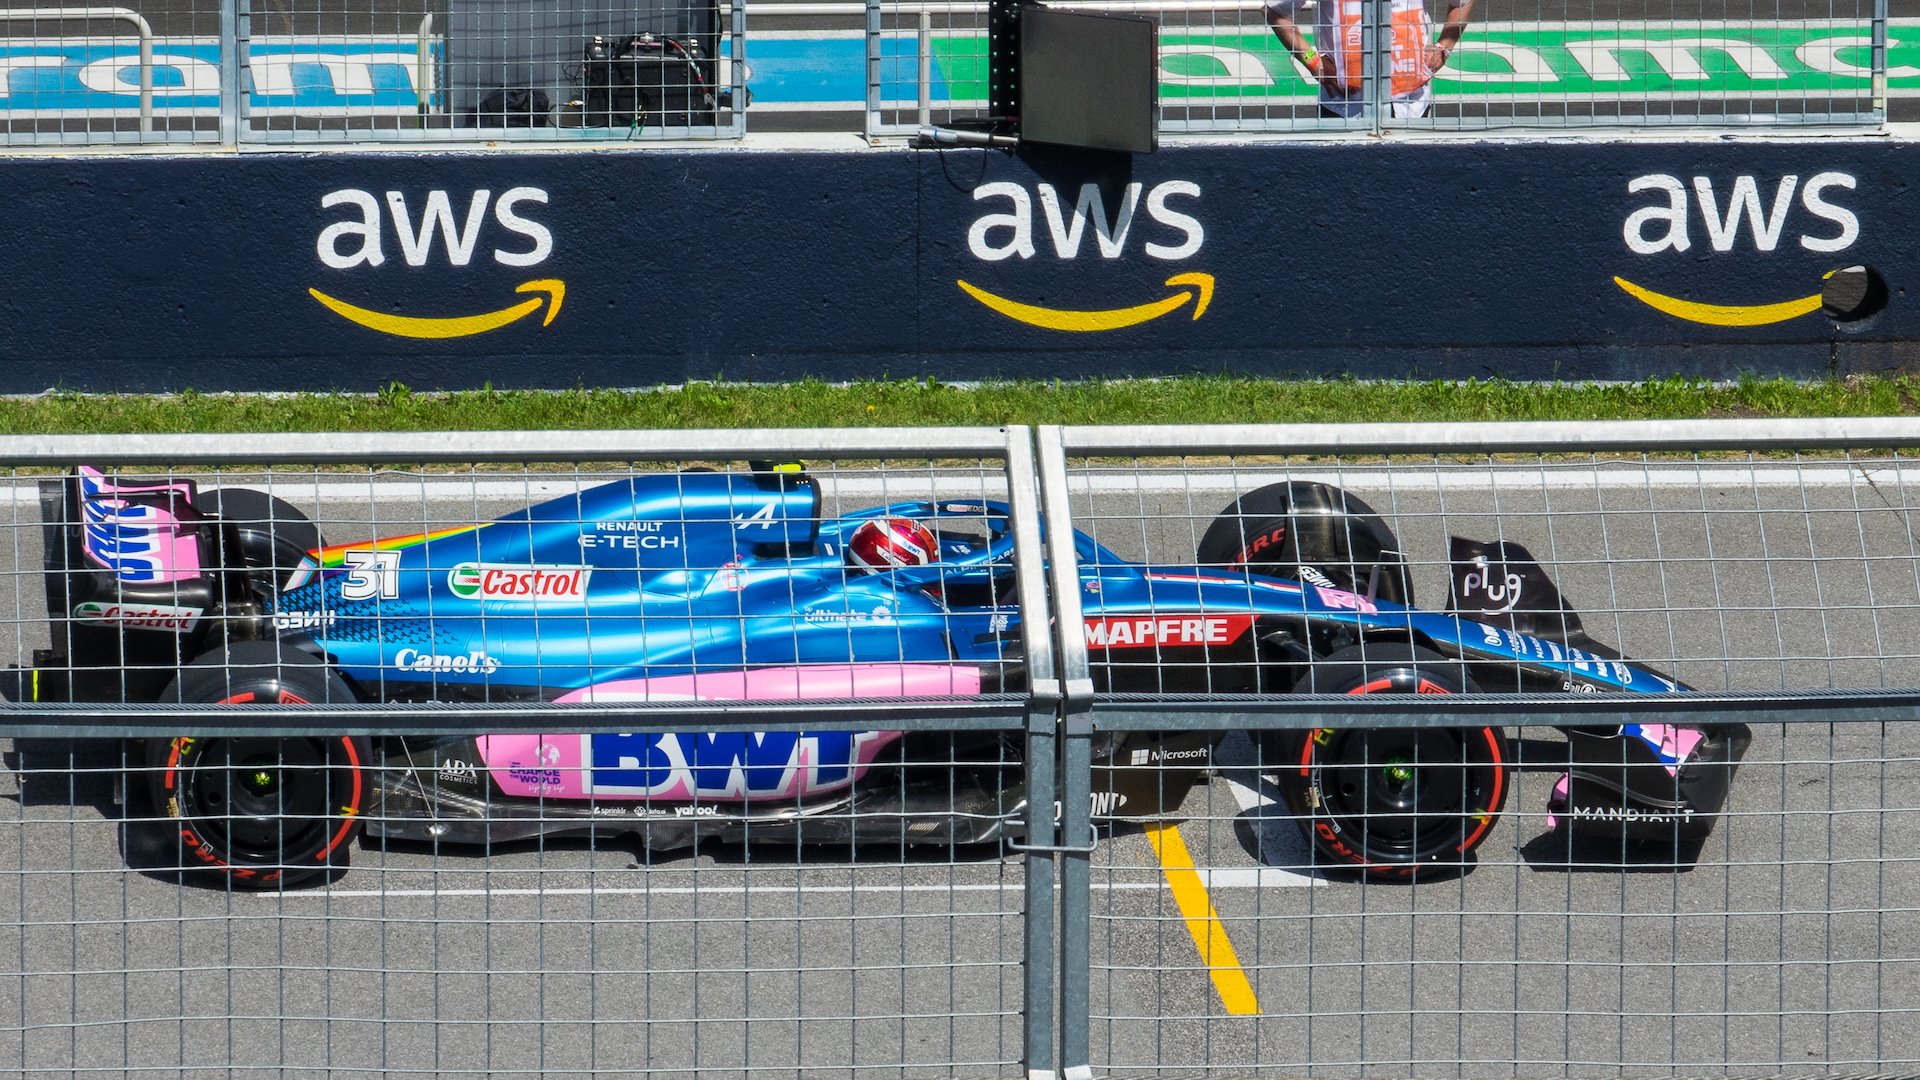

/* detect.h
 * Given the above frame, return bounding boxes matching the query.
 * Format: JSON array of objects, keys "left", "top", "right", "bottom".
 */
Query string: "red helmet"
[{"left": 847, "top": 517, "right": 938, "bottom": 574}]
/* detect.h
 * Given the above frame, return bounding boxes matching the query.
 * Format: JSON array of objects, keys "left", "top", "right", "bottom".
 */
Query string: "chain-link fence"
[
  {"left": 1, "top": 0, "right": 1897, "bottom": 146},
  {"left": 874, "top": 0, "right": 1896, "bottom": 137},
  {"left": 3, "top": 420, "right": 1920, "bottom": 1077},
  {"left": 1036, "top": 420, "right": 1920, "bottom": 1076},
  {"left": 0, "top": 0, "right": 748, "bottom": 145}
]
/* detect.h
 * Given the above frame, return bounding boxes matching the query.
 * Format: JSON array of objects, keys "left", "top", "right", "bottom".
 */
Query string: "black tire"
[
  {"left": 1197, "top": 481, "right": 1413, "bottom": 606},
  {"left": 201, "top": 487, "right": 323, "bottom": 597},
  {"left": 1268, "top": 643, "right": 1509, "bottom": 881},
  {"left": 148, "top": 643, "right": 368, "bottom": 889}
]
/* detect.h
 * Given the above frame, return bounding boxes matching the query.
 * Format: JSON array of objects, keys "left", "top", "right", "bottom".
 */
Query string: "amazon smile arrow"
[
  {"left": 958, "top": 273, "right": 1215, "bottom": 332},
  {"left": 1612, "top": 274, "right": 1829, "bottom": 328},
  {"left": 310, "top": 279, "right": 567, "bottom": 339}
]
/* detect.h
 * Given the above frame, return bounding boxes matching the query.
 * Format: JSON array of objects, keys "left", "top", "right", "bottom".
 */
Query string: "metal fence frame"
[
  {"left": 0, "top": 0, "right": 1894, "bottom": 148},
  {"left": 0, "top": 425, "right": 1067, "bottom": 1076},
  {"left": 4, "top": 417, "right": 1920, "bottom": 1076},
  {"left": 1032, "top": 417, "right": 1920, "bottom": 1077},
  {"left": 0, "top": 0, "right": 749, "bottom": 147},
  {"left": 865, "top": 0, "right": 1893, "bottom": 139}
]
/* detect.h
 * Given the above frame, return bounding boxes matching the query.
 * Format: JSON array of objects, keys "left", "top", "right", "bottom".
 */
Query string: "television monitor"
[{"left": 1018, "top": 6, "right": 1157, "bottom": 154}]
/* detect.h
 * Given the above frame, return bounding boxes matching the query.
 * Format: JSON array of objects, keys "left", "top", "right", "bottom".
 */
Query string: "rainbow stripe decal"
[
  {"left": 281, "top": 524, "right": 485, "bottom": 592},
  {"left": 307, "top": 524, "right": 483, "bottom": 569}
]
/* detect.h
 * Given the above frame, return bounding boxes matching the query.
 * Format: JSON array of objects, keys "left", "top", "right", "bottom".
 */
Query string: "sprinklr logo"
[{"left": 446, "top": 563, "right": 593, "bottom": 601}]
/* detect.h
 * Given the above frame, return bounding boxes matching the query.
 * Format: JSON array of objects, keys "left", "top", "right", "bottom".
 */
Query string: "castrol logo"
[
  {"left": 71, "top": 601, "right": 203, "bottom": 633},
  {"left": 446, "top": 562, "right": 592, "bottom": 601}
]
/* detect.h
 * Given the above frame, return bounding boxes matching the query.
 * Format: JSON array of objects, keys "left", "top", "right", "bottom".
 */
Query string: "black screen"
[{"left": 1019, "top": 7, "right": 1157, "bottom": 154}]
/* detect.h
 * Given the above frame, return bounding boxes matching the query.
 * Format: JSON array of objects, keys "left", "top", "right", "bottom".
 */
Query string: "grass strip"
[{"left": 2, "top": 374, "right": 1915, "bottom": 433}]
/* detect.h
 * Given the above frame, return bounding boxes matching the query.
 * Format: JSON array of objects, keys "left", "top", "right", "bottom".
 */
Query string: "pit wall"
[{"left": 0, "top": 136, "right": 1910, "bottom": 392}]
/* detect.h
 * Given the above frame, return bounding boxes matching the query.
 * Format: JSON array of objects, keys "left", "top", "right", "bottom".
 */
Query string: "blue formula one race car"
[{"left": 31, "top": 465, "right": 1749, "bottom": 887}]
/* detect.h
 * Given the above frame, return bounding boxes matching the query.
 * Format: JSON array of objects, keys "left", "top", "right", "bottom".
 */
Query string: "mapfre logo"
[
  {"left": 959, "top": 181, "right": 1212, "bottom": 332},
  {"left": 1611, "top": 172, "right": 1861, "bottom": 327},
  {"left": 310, "top": 187, "right": 564, "bottom": 339}
]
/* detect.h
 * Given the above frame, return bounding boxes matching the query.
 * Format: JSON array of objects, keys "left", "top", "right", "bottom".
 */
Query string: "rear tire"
[
  {"left": 202, "top": 487, "right": 322, "bottom": 598},
  {"left": 1268, "top": 643, "right": 1509, "bottom": 881},
  {"left": 148, "top": 643, "right": 367, "bottom": 889},
  {"left": 1197, "top": 481, "right": 1413, "bottom": 606}
]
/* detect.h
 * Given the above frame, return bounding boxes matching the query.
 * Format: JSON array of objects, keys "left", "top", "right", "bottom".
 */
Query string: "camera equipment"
[{"left": 581, "top": 32, "right": 716, "bottom": 129}]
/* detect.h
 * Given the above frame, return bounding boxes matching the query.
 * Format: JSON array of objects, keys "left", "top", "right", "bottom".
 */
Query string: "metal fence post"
[
  {"left": 1873, "top": 0, "right": 1889, "bottom": 118},
  {"left": 218, "top": 0, "right": 242, "bottom": 146},
  {"left": 1005, "top": 427, "right": 1060, "bottom": 1080},
  {"left": 1363, "top": 0, "right": 1384, "bottom": 131},
  {"left": 1036, "top": 425, "right": 1096, "bottom": 1080}
]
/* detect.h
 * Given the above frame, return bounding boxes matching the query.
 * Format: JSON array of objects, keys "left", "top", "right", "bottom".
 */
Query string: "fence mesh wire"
[
  {"left": 0, "top": 0, "right": 1895, "bottom": 145},
  {"left": 3, "top": 455, "right": 1035, "bottom": 1077},
  {"left": 1057, "top": 447, "right": 1920, "bottom": 1076},
  {"left": 3, "top": 438, "right": 1920, "bottom": 1076}
]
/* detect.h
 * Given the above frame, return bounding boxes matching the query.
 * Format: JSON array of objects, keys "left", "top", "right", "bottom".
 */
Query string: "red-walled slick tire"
[
  {"left": 1270, "top": 643, "right": 1509, "bottom": 881},
  {"left": 147, "top": 643, "right": 368, "bottom": 889}
]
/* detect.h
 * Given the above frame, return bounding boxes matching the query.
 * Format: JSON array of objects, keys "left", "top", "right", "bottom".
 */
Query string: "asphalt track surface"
[{"left": 0, "top": 468, "right": 1917, "bottom": 1077}]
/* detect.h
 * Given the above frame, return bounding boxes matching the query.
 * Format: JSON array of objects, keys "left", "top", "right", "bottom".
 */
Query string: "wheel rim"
[
  {"left": 180, "top": 737, "right": 342, "bottom": 868},
  {"left": 1318, "top": 727, "right": 1477, "bottom": 861}
]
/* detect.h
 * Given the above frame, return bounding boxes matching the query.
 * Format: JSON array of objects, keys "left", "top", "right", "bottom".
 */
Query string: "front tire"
[
  {"left": 148, "top": 643, "right": 368, "bottom": 888},
  {"left": 1197, "top": 481, "right": 1413, "bottom": 606},
  {"left": 1268, "top": 643, "right": 1509, "bottom": 880}
]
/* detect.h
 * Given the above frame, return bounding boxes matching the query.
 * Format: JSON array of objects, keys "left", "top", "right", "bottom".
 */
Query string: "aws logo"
[
  {"left": 960, "top": 180, "right": 1211, "bottom": 332},
  {"left": 311, "top": 187, "right": 563, "bottom": 339},
  {"left": 1613, "top": 172, "right": 1865, "bottom": 327}
]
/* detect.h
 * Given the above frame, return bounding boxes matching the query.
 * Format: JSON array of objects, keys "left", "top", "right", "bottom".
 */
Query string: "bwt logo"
[
  {"left": 1612, "top": 172, "right": 1865, "bottom": 327},
  {"left": 309, "top": 186, "right": 566, "bottom": 339},
  {"left": 957, "top": 180, "right": 1215, "bottom": 332}
]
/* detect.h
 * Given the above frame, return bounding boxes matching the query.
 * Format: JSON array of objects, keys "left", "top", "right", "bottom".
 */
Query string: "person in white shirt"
[{"left": 1264, "top": 0, "right": 1476, "bottom": 118}]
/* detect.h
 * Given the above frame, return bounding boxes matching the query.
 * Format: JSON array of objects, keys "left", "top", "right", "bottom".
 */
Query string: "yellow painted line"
[{"left": 1143, "top": 822, "right": 1262, "bottom": 1016}]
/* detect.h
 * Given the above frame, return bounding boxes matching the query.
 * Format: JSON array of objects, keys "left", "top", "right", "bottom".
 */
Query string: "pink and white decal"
[
  {"left": 1625, "top": 723, "right": 1708, "bottom": 775},
  {"left": 479, "top": 664, "right": 980, "bottom": 802},
  {"left": 76, "top": 466, "right": 203, "bottom": 584},
  {"left": 1312, "top": 585, "right": 1379, "bottom": 614}
]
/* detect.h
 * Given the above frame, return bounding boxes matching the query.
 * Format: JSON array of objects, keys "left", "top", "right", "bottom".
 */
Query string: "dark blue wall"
[{"left": 0, "top": 140, "right": 1910, "bottom": 392}]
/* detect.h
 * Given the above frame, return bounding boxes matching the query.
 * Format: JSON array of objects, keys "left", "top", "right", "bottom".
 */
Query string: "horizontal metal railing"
[{"left": 0, "top": 6, "right": 153, "bottom": 133}]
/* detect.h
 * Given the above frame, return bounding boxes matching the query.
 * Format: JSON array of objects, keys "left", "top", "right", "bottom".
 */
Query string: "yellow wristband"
[{"left": 1300, "top": 47, "right": 1320, "bottom": 67}]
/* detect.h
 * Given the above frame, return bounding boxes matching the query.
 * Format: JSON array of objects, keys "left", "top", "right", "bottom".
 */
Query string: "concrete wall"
[{"left": 0, "top": 137, "right": 1909, "bottom": 392}]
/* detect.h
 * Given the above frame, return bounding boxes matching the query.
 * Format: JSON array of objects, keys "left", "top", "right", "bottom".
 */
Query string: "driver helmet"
[{"left": 846, "top": 517, "right": 939, "bottom": 574}]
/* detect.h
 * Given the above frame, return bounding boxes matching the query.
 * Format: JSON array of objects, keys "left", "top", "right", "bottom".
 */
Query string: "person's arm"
[
  {"left": 1266, "top": 6, "right": 1336, "bottom": 86},
  {"left": 1425, "top": 0, "right": 1475, "bottom": 74}
]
